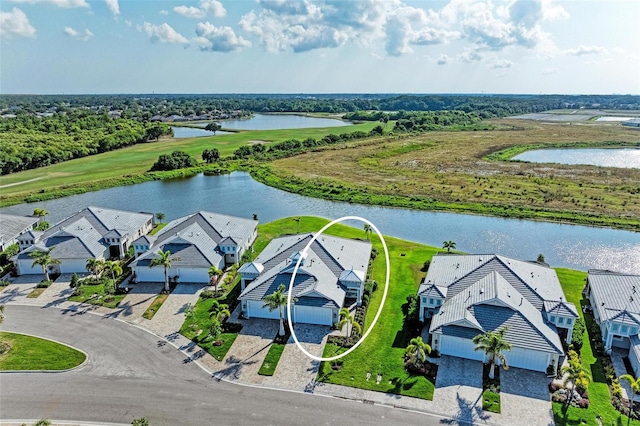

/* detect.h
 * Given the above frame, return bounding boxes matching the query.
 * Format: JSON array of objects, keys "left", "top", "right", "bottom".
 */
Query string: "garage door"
[
  {"left": 247, "top": 300, "right": 280, "bottom": 319},
  {"left": 294, "top": 306, "right": 333, "bottom": 326},
  {"left": 135, "top": 266, "right": 166, "bottom": 282},
  {"left": 177, "top": 268, "right": 208, "bottom": 284},
  {"left": 18, "top": 259, "right": 43, "bottom": 275},
  {"left": 506, "top": 347, "right": 549, "bottom": 372},
  {"left": 439, "top": 335, "right": 485, "bottom": 361}
]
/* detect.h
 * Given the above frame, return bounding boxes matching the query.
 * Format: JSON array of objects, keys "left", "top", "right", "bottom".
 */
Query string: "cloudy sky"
[{"left": 1, "top": 0, "right": 638, "bottom": 94}]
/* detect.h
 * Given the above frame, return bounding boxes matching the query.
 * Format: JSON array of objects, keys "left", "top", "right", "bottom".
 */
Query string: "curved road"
[{"left": 0, "top": 305, "right": 447, "bottom": 425}]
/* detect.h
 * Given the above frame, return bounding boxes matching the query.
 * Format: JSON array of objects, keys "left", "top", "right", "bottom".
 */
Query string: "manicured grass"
[
  {"left": 0, "top": 332, "right": 86, "bottom": 371},
  {"left": 67, "top": 282, "right": 126, "bottom": 309},
  {"left": 142, "top": 293, "right": 168, "bottom": 320},
  {"left": 554, "top": 268, "right": 640, "bottom": 426},
  {"left": 149, "top": 223, "right": 167, "bottom": 235},
  {"left": 257, "top": 216, "right": 438, "bottom": 399},
  {"left": 263, "top": 121, "right": 640, "bottom": 230},
  {"left": 0, "top": 121, "right": 380, "bottom": 207},
  {"left": 26, "top": 287, "right": 46, "bottom": 298},
  {"left": 258, "top": 343, "right": 286, "bottom": 376},
  {"left": 482, "top": 391, "right": 501, "bottom": 413}
]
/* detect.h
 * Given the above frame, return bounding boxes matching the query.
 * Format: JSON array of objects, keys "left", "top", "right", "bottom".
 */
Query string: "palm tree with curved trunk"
[
  {"left": 208, "top": 266, "right": 223, "bottom": 294},
  {"left": 263, "top": 284, "right": 289, "bottom": 336},
  {"left": 363, "top": 224, "right": 373, "bottom": 241},
  {"left": 337, "top": 307, "right": 361, "bottom": 346},
  {"left": 561, "top": 358, "right": 590, "bottom": 407},
  {"left": 29, "top": 248, "right": 61, "bottom": 281},
  {"left": 620, "top": 374, "right": 640, "bottom": 425},
  {"left": 473, "top": 326, "right": 512, "bottom": 379},
  {"left": 209, "top": 300, "right": 231, "bottom": 322},
  {"left": 104, "top": 260, "right": 123, "bottom": 293},
  {"left": 86, "top": 258, "right": 105, "bottom": 277},
  {"left": 149, "top": 249, "right": 180, "bottom": 292},
  {"left": 406, "top": 336, "right": 432, "bottom": 369},
  {"left": 443, "top": 240, "right": 456, "bottom": 253}
]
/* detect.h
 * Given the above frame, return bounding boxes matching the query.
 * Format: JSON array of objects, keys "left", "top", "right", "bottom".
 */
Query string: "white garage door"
[
  {"left": 60, "top": 259, "right": 88, "bottom": 274},
  {"left": 247, "top": 300, "right": 281, "bottom": 319},
  {"left": 294, "top": 306, "right": 333, "bottom": 326},
  {"left": 439, "top": 335, "right": 485, "bottom": 361},
  {"left": 18, "top": 259, "right": 43, "bottom": 275},
  {"left": 135, "top": 266, "right": 166, "bottom": 282},
  {"left": 506, "top": 347, "right": 549, "bottom": 372},
  {"left": 176, "top": 268, "right": 208, "bottom": 283}
]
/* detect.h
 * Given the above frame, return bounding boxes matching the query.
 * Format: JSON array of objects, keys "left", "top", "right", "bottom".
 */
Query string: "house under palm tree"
[
  {"left": 419, "top": 253, "right": 577, "bottom": 373},
  {"left": 238, "top": 233, "right": 371, "bottom": 326}
]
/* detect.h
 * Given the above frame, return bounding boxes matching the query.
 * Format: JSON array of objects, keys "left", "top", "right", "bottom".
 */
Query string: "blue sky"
[{"left": 1, "top": 0, "right": 638, "bottom": 94}]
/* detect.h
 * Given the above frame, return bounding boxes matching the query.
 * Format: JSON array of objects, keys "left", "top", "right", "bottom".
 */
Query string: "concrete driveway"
[
  {"left": 114, "top": 281, "right": 164, "bottom": 321},
  {"left": 0, "top": 274, "right": 43, "bottom": 304},
  {"left": 500, "top": 367, "right": 554, "bottom": 426},
  {"left": 142, "top": 282, "right": 203, "bottom": 337}
]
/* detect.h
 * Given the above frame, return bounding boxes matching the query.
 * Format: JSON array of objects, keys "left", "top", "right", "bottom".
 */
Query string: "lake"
[
  {"left": 513, "top": 148, "right": 640, "bottom": 169},
  {"left": 171, "top": 127, "right": 231, "bottom": 138},
  {"left": 1, "top": 172, "right": 638, "bottom": 274}
]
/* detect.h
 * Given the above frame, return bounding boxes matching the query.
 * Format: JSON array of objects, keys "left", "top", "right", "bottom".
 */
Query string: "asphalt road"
[{"left": 0, "top": 305, "right": 450, "bottom": 425}]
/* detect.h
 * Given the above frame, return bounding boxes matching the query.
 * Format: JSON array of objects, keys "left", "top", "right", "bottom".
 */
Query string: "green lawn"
[
  {"left": 483, "top": 390, "right": 501, "bottom": 413},
  {"left": 0, "top": 332, "right": 86, "bottom": 370},
  {"left": 554, "top": 268, "right": 640, "bottom": 426},
  {"left": 0, "top": 121, "right": 381, "bottom": 206},
  {"left": 254, "top": 216, "right": 441, "bottom": 399},
  {"left": 258, "top": 343, "right": 286, "bottom": 376},
  {"left": 142, "top": 293, "right": 168, "bottom": 320},
  {"left": 26, "top": 287, "right": 47, "bottom": 298},
  {"left": 67, "top": 282, "right": 126, "bottom": 309}
]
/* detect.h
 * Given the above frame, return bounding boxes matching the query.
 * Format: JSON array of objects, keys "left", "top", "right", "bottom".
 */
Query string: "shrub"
[
  {"left": 70, "top": 273, "right": 80, "bottom": 288},
  {"left": 200, "top": 290, "right": 216, "bottom": 299},
  {"left": 570, "top": 317, "right": 586, "bottom": 350},
  {"left": 611, "top": 379, "right": 624, "bottom": 398},
  {"left": 0, "top": 279, "right": 10, "bottom": 287},
  {"left": 150, "top": 150, "right": 196, "bottom": 171},
  {"left": 36, "top": 280, "right": 52, "bottom": 288},
  {"left": 549, "top": 381, "right": 561, "bottom": 392},
  {"left": 551, "top": 392, "right": 566, "bottom": 403},
  {"left": 578, "top": 398, "right": 590, "bottom": 409},
  {"left": 421, "top": 260, "right": 431, "bottom": 272}
]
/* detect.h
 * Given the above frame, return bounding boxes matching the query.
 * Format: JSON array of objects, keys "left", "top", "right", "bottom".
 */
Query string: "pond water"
[
  {"left": 171, "top": 127, "right": 231, "bottom": 138},
  {"left": 192, "top": 114, "right": 352, "bottom": 131},
  {"left": 1, "top": 172, "right": 638, "bottom": 274},
  {"left": 513, "top": 148, "right": 640, "bottom": 169}
]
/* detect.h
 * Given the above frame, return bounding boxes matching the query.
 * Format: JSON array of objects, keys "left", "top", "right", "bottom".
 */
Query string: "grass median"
[{"left": 0, "top": 332, "right": 86, "bottom": 371}]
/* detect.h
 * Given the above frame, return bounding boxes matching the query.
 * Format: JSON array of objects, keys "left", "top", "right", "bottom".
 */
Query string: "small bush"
[
  {"left": 570, "top": 317, "right": 586, "bottom": 349},
  {"left": 0, "top": 279, "right": 10, "bottom": 287},
  {"left": 36, "top": 280, "right": 52, "bottom": 288},
  {"left": 549, "top": 381, "right": 561, "bottom": 392},
  {"left": 200, "top": 290, "right": 216, "bottom": 299},
  {"left": 578, "top": 398, "right": 590, "bottom": 408}
]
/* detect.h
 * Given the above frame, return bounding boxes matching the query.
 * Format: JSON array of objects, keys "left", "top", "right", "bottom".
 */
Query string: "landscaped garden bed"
[{"left": 481, "top": 364, "right": 502, "bottom": 413}]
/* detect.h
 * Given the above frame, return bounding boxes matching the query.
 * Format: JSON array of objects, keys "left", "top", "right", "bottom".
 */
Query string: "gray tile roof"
[
  {"left": 130, "top": 211, "right": 257, "bottom": 269},
  {"left": 631, "top": 335, "right": 640, "bottom": 368},
  {"left": 0, "top": 213, "right": 39, "bottom": 244},
  {"left": 42, "top": 206, "right": 152, "bottom": 240},
  {"left": 589, "top": 270, "right": 640, "bottom": 325},
  {"left": 428, "top": 255, "right": 566, "bottom": 354},
  {"left": 240, "top": 233, "right": 371, "bottom": 309},
  {"left": 544, "top": 300, "right": 579, "bottom": 318}
]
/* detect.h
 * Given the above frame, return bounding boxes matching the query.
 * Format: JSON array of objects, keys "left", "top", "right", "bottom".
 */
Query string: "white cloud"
[
  {"left": 564, "top": 45, "right": 606, "bottom": 56},
  {"left": 541, "top": 67, "right": 557, "bottom": 75},
  {"left": 491, "top": 58, "right": 512, "bottom": 68},
  {"left": 436, "top": 54, "right": 449, "bottom": 65},
  {"left": 159, "top": 10, "right": 169, "bottom": 16},
  {"left": 458, "top": 48, "right": 483, "bottom": 63},
  {"left": 105, "top": 0, "right": 119, "bottom": 16},
  {"left": 7, "top": 0, "right": 89, "bottom": 8},
  {"left": 64, "top": 26, "right": 93, "bottom": 41},
  {"left": 194, "top": 22, "right": 251, "bottom": 52},
  {"left": 138, "top": 22, "right": 188, "bottom": 44},
  {"left": 174, "top": 6, "right": 206, "bottom": 19},
  {"left": 0, "top": 7, "right": 36, "bottom": 39},
  {"left": 174, "top": 0, "right": 226, "bottom": 19}
]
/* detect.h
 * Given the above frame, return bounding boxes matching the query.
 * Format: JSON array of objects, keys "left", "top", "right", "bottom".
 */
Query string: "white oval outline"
[{"left": 286, "top": 215, "right": 390, "bottom": 362}]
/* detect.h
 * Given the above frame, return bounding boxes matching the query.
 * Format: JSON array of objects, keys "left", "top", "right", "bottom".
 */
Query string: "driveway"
[
  {"left": 0, "top": 274, "right": 43, "bottom": 304},
  {"left": 500, "top": 367, "right": 554, "bottom": 426},
  {"left": 113, "top": 281, "right": 164, "bottom": 321},
  {"left": 141, "top": 282, "right": 202, "bottom": 337}
]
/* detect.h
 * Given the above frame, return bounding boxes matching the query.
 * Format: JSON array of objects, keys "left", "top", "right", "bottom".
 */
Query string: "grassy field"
[
  {"left": 0, "top": 121, "right": 381, "bottom": 207},
  {"left": 262, "top": 121, "right": 640, "bottom": 230},
  {"left": 255, "top": 216, "right": 441, "bottom": 400},
  {"left": 554, "top": 268, "right": 640, "bottom": 426},
  {"left": 0, "top": 332, "right": 86, "bottom": 370}
]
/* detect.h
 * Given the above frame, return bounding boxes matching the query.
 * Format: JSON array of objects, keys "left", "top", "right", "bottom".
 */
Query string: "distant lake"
[
  {"left": 171, "top": 127, "right": 231, "bottom": 138},
  {"left": 513, "top": 148, "right": 640, "bottom": 169}
]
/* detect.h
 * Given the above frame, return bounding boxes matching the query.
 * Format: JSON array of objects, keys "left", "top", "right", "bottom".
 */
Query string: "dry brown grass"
[{"left": 269, "top": 120, "right": 640, "bottom": 221}]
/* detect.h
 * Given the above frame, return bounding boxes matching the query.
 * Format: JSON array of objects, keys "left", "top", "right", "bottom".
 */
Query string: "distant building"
[
  {"left": 0, "top": 214, "right": 41, "bottom": 252},
  {"left": 622, "top": 119, "right": 640, "bottom": 128}
]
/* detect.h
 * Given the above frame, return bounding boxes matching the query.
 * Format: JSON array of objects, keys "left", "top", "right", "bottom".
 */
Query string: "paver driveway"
[
  {"left": 0, "top": 274, "right": 43, "bottom": 304},
  {"left": 500, "top": 367, "right": 554, "bottom": 426},
  {"left": 433, "top": 355, "right": 487, "bottom": 424}
]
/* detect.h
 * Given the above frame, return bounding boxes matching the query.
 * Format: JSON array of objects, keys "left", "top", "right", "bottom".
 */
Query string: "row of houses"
[{"left": 2, "top": 206, "right": 639, "bottom": 376}]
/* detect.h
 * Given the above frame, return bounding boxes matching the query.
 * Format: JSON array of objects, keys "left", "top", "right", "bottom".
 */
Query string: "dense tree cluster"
[
  {"left": 150, "top": 151, "right": 196, "bottom": 171},
  {"left": 201, "top": 148, "right": 220, "bottom": 163},
  {"left": 0, "top": 112, "right": 172, "bottom": 174}
]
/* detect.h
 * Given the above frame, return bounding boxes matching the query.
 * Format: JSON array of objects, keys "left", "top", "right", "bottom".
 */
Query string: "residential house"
[
  {"left": 131, "top": 211, "right": 257, "bottom": 284},
  {"left": 0, "top": 213, "right": 41, "bottom": 251},
  {"left": 420, "top": 254, "right": 577, "bottom": 373},
  {"left": 585, "top": 270, "right": 640, "bottom": 376},
  {"left": 13, "top": 207, "right": 154, "bottom": 275},
  {"left": 238, "top": 233, "right": 371, "bottom": 326}
]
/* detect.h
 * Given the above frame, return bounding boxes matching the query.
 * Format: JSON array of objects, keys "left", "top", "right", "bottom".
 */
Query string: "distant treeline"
[
  {"left": 1, "top": 94, "right": 638, "bottom": 118},
  {"left": 0, "top": 111, "right": 172, "bottom": 175},
  {"left": 344, "top": 110, "right": 484, "bottom": 131}
]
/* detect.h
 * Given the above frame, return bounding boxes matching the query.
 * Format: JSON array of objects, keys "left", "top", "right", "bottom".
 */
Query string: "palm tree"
[
  {"left": 29, "top": 248, "right": 61, "bottom": 281},
  {"left": 263, "top": 284, "right": 289, "bottom": 336},
  {"left": 149, "top": 249, "right": 180, "bottom": 292},
  {"left": 33, "top": 207, "right": 48, "bottom": 220},
  {"left": 86, "top": 258, "right": 105, "bottom": 277},
  {"left": 363, "top": 224, "right": 373, "bottom": 241},
  {"left": 405, "top": 336, "right": 432, "bottom": 369},
  {"left": 208, "top": 300, "right": 230, "bottom": 322},
  {"left": 443, "top": 240, "right": 456, "bottom": 253},
  {"left": 337, "top": 307, "right": 362, "bottom": 346},
  {"left": 155, "top": 212, "right": 165, "bottom": 223},
  {"left": 472, "top": 326, "right": 512, "bottom": 379},
  {"left": 208, "top": 266, "right": 223, "bottom": 294},
  {"left": 561, "top": 358, "right": 590, "bottom": 407},
  {"left": 104, "top": 260, "right": 123, "bottom": 284},
  {"left": 293, "top": 217, "right": 301, "bottom": 234},
  {"left": 620, "top": 374, "right": 640, "bottom": 425}
]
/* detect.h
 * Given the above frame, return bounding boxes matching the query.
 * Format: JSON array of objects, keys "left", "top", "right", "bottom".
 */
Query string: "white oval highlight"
[{"left": 286, "top": 216, "right": 390, "bottom": 362}]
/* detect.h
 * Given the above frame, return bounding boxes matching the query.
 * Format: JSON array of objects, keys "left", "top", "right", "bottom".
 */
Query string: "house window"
[
  {"left": 429, "top": 298, "right": 434, "bottom": 305},
  {"left": 549, "top": 315, "right": 556, "bottom": 322},
  {"left": 613, "top": 324, "right": 619, "bottom": 332},
  {"left": 422, "top": 297, "right": 427, "bottom": 304},
  {"left": 436, "top": 299, "right": 442, "bottom": 306},
  {"left": 632, "top": 327, "right": 638, "bottom": 335},
  {"left": 566, "top": 319, "right": 572, "bottom": 325},
  {"left": 622, "top": 325, "right": 629, "bottom": 333},
  {"left": 558, "top": 317, "right": 564, "bottom": 324}
]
